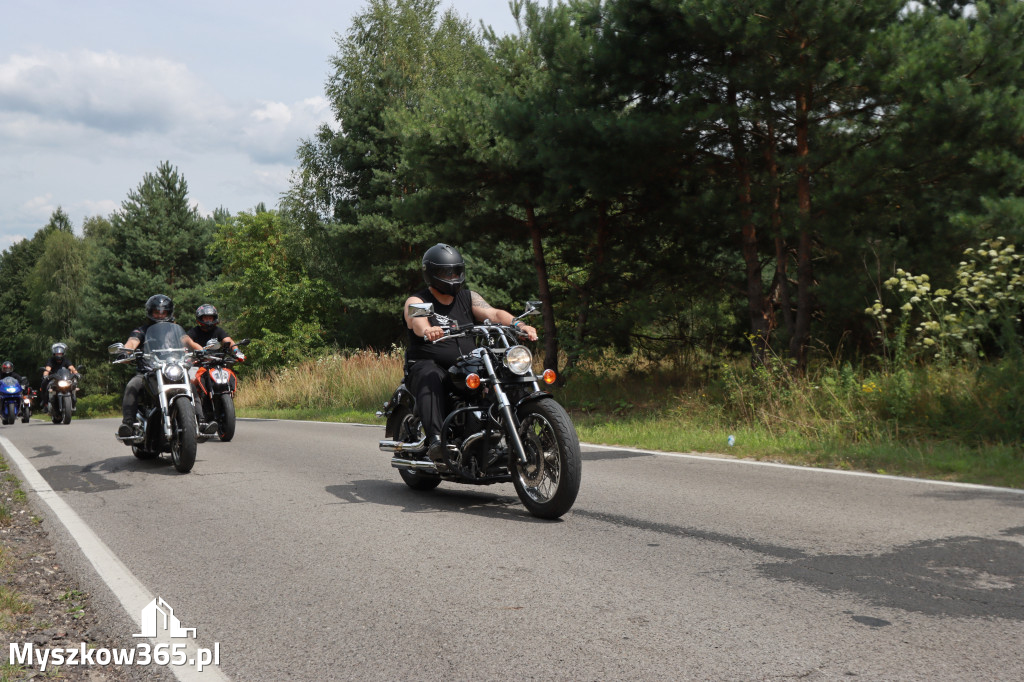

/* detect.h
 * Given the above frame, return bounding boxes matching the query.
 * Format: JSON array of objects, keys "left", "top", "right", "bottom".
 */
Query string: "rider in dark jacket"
[
  {"left": 186, "top": 304, "right": 245, "bottom": 361},
  {"left": 40, "top": 343, "right": 79, "bottom": 411},
  {"left": 0, "top": 361, "right": 28, "bottom": 389}
]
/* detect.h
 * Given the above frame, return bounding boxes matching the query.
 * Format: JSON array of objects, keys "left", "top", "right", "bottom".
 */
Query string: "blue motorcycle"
[{"left": 0, "top": 377, "right": 29, "bottom": 425}]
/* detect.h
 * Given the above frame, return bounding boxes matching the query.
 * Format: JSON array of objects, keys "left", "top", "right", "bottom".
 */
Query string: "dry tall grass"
[{"left": 235, "top": 350, "right": 404, "bottom": 412}]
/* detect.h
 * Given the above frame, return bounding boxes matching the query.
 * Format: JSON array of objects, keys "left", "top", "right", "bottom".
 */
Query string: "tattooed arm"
[{"left": 470, "top": 291, "right": 538, "bottom": 341}]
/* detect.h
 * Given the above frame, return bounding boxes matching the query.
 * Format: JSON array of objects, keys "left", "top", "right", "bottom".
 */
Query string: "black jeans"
[
  {"left": 122, "top": 375, "right": 207, "bottom": 424},
  {"left": 406, "top": 360, "right": 448, "bottom": 440}
]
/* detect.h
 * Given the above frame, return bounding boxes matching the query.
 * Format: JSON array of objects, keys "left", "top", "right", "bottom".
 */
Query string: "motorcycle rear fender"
[
  {"left": 383, "top": 385, "right": 415, "bottom": 438},
  {"left": 387, "top": 384, "right": 415, "bottom": 412}
]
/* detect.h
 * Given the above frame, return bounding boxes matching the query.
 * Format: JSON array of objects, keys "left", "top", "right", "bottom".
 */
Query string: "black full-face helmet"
[
  {"left": 195, "top": 304, "right": 219, "bottom": 331},
  {"left": 421, "top": 243, "right": 466, "bottom": 296},
  {"left": 52, "top": 343, "right": 67, "bottom": 360},
  {"left": 145, "top": 294, "right": 175, "bottom": 323},
  {"left": 1, "top": 361, "right": 12, "bottom": 374}
]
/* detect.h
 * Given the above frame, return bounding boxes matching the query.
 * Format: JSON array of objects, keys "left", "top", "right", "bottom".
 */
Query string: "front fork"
[
  {"left": 155, "top": 370, "right": 193, "bottom": 438},
  {"left": 481, "top": 355, "right": 529, "bottom": 465}
]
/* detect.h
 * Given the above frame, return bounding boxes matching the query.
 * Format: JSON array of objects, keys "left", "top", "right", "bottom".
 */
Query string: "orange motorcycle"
[{"left": 191, "top": 339, "right": 248, "bottom": 442}]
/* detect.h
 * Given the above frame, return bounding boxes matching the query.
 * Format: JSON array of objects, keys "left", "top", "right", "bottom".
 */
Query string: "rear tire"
[
  {"left": 61, "top": 396, "right": 72, "bottom": 425},
  {"left": 216, "top": 394, "right": 236, "bottom": 442},
  {"left": 390, "top": 405, "right": 441, "bottom": 491},
  {"left": 170, "top": 401, "right": 198, "bottom": 473}
]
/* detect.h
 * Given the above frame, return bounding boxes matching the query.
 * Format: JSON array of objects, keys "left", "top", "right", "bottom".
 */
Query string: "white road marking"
[{"left": 0, "top": 434, "right": 230, "bottom": 680}]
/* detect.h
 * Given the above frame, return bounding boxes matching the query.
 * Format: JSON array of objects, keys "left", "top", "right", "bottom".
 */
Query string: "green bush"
[{"left": 73, "top": 393, "right": 120, "bottom": 419}]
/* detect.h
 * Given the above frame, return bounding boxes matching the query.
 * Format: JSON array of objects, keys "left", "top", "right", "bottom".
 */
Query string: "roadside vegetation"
[
  {"left": 4, "top": 1, "right": 1024, "bottom": 491},
  {"left": 221, "top": 346, "right": 1022, "bottom": 489}
]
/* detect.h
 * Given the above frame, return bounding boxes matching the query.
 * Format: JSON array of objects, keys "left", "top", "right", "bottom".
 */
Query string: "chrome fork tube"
[{"left": 482, "top": 354, "right": 528, "bottom": 465}]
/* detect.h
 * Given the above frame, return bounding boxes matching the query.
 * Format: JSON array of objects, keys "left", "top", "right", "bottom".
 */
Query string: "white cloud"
[
  {"left": 77, "top": 198, "right": 119, "bottom": 219},
  {"left": 20, "top": 194, "right": 56, "bottom": 221},
  {"left": 0, "top": 50, "right": 219, "bottom": 136},
  {"left": 0, "top": 49, "right": 331, "bottom": 167}
]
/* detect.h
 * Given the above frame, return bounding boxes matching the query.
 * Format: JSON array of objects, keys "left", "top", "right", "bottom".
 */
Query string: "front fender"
[{"left": 514, "top": 390, "right": 553, "bottom": 412}]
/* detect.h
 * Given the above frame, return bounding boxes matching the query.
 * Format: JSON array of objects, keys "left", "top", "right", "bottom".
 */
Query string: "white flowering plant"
[{"left": 867, "top": 237, "right": 1024, "bottom": 362}]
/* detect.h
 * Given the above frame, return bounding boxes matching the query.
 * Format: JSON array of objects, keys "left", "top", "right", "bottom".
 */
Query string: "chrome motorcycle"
[
  {"left": 109, "top": 322, "right": 205, "bottom": 473},
  {"left": 378, "top": 301, "right": 582, "bottom": 519}
]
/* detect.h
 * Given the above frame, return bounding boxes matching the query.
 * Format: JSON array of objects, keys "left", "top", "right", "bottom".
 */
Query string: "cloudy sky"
[{"left": 0, "top": 0, "right": 521, "bottom": 248}]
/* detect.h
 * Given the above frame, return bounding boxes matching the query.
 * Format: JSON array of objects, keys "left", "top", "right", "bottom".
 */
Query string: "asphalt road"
[{"left": 3, "top": 416, "right": 1023, "bottom": 680}]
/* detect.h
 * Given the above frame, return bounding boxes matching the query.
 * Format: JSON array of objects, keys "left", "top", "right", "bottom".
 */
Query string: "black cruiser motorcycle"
[{"left": 378, "top": 301, "right": 582, "bottom": 520}]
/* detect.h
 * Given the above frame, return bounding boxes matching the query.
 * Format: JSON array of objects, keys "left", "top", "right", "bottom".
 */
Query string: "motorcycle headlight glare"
[
  {"left": 163, "top": 365, "right": 184, "bottom": 382},
  {"left": 504, "top": 345, "right": 533, "bottom": 375},
  {"left": 57, "top": 380, "right": 71, "bottom": 389}
]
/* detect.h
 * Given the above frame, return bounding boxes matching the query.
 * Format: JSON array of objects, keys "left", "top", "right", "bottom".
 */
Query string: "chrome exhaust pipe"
[
  {"left": 379, "top": 437, "right": 427, "bottom": 454},
  {"left": 390, "top": 458, "right": 439, "bottom": 473}
]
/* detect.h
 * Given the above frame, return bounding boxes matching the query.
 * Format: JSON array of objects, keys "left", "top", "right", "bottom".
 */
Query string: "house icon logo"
[{"left": 132, "top": 597, "right": 198, "bottom": 639}]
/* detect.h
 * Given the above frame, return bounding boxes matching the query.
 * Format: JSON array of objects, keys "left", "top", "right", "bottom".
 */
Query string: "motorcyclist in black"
[
  {"left": 116, "top": 295, "right": 217, "bottom": 439},
  {"left": 403, "top": 244, "right": 537, "bottom": 463},
  {"left": 40, "top": 343, "right": 80, "bottom": 411},
  {"left": 0, "top": 361, "right": 29, "bottom": 391},
  {"left": 186, "top": 304, "right": 245, "bottom": 361}
]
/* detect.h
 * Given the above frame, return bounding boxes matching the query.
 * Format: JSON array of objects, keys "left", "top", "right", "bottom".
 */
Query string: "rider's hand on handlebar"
[
  {"left": 422, "top": 325, "right": 447, "bottom": 342},
  {"left": 514, "top": 323, "right": 539, "bottom": 342}
]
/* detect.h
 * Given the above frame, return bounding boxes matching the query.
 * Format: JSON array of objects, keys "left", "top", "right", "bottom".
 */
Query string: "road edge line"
[
  {"left": 0, "top": 434, "right": 230, "bottom": 681},
  {"left": 579, "top": 441, "right": 1024, "bottom": 494}
]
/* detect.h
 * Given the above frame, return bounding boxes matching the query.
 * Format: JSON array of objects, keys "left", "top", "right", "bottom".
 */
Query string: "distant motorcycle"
[
  {"left": 378, "top": 301, "right": 582, "bottom": 520},
  {"left": 45, "top": 366, "right": 79, "bottom": 425},
  {"left": 21, "top": 387, "right": 33, "bottom": 423},
  {"left": 0, "top": 377, "right": 29, "bottom": 425},
  {"left": 191, "top": 339, "right": 249, "bottom": 442},
  {"left": 109, "top": 321, "right": 206, "bottom": 473}
]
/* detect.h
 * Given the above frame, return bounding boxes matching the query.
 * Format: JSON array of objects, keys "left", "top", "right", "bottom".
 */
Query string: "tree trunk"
[
  {"left": 729, "top": 80, "right": 770, "bottom": 365},
  {"left": 526, "top": 205, "right": 559, "bottom": 372},
  {"left": 764, "top": 118, "right": 794, "bottom": 338},
  {"left": 790, "top": 85, "right": 814, "bottom": 375}
]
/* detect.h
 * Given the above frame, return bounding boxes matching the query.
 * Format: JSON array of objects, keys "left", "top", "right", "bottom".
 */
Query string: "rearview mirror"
[
  {"left": 523, "top": 300, "right": 542, "bottom": 316},
  {"left": 107, "top": 343, "right": 125, "bottom": 355},
  {"left": 408, "top": 302, "right": 434, "bottom": 318}
]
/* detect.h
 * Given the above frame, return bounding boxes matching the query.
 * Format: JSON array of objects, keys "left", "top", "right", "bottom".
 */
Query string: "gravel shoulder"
[{"left": 1, "top": 452, "right": 174, "bottom": 681}]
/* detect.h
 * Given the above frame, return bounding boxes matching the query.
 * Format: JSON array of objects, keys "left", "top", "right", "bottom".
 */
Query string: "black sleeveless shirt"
[{"left": 405, "top": 288, "right": 475, "bottom": 365}]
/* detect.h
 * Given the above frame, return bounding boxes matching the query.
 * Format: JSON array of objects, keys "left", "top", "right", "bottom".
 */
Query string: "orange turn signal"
[
  {"left": 542, "top": 369, "right": 557, "bottom": 385},
  {"left": 466, "top": 373, "right": 481, "bottom": 390}
]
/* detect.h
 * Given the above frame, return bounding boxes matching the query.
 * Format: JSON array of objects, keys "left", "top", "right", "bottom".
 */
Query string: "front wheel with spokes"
[{"left": 513, "top": 398, "right": 581, "bottom": 519}]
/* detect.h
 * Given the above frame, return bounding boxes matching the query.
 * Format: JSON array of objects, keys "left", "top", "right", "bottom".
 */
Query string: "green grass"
[{"left": 74, "top": 349, "right": 1024, "bottom": 489}]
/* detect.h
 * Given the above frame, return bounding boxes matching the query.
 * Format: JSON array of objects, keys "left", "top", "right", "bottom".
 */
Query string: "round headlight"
[
  {"left": 163, "top": 365, "right": 184, "bottom": 382},
  {"left": 504, "top": 345, "right": 533, "bottom": 375},
  {"left": 57, "top": 380, "right": 71, "bottom": 389}
]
